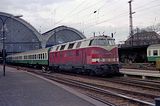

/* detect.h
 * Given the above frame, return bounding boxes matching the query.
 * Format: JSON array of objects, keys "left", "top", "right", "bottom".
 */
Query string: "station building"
[
  {"left": 0, "top": 12, "right": 41, "bottom": 54},
  {"left": 119, "top": 31, "right": 160, "bottom": 63},
  {"left": 0, "top": 12, "right": 85, "bottom": 59}
]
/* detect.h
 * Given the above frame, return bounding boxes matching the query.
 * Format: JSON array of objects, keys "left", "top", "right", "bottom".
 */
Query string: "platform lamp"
[{"left": 0, "top": 15, "right": 23, "bottom": 76}]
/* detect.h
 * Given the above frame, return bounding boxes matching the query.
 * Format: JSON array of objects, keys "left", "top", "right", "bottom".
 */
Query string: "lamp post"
[{"left": 0, "top": 15, "right": 22, "bottom": 76}]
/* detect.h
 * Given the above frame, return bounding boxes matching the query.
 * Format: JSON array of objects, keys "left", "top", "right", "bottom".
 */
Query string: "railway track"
[
  {"left": 54, "top": 71, "right": 160, "bottom": 91},
  {"left": 104, "top": 77, "right": 160, "bottom": 91},
  {"left": 27, "top": 70, "right": 155, "bottom": 106}
]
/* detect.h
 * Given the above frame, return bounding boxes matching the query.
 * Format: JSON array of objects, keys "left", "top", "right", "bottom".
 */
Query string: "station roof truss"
[
  {"left": 0, "top": 12, "right": 42, "bottom": 54},
  {"left": 42, "top": 26, "right": 86, "bottom": 47}
]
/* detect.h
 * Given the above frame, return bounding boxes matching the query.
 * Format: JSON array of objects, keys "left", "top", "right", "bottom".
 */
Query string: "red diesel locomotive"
[
  {"left": 49, "top": 35, "right": 119, "bottom": 75},
  {"left": 6, "top": 35, "right": 119, "bottom": 76}
]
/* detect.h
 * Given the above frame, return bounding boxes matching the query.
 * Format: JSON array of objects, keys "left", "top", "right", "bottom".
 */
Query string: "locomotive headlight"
[
  {"left": 92, "top": 58, "right": 118, "bottom": 62},
  {"left": 92, "top": 58, "right": 100, "bottom": 62},
  {"left": 99, "top": 58, "right": 105, "bottom": 62}
]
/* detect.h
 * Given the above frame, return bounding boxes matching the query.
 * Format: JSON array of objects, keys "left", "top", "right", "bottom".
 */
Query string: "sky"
[{"left": 0, "top": 0, "right": 160, "bottom": 43}]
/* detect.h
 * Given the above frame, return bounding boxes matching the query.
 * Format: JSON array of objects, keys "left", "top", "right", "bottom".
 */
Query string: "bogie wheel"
[{"left": 89, "top": 70, "right": 96, "bottom": 76}]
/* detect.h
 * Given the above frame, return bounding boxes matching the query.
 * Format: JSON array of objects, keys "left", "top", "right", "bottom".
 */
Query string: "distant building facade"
[
  {"left": 119, "top": 31, "right": 160, "bottom": 63},
  {"left": 120, "top": 31, "right": 160, "bottom": 48}
]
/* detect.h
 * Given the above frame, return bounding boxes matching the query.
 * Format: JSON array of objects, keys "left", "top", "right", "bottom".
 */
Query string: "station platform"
[
  {"left": 0, "top": 65, "right": 107, "bottom": 106},
  {"left": 120, "top": 68, "right": 160, "bottom": 79}
]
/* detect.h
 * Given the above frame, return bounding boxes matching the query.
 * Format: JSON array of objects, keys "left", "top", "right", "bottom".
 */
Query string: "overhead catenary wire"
[
  {"left": 67, "top": 0, "right": 125, "bottom": 31},
  {"left": 54, "top": 0, "right": 90, "bottom": 26},
  {"left": 83, "top": 1, "right": 160, "bottom": 31},
  {"left": 54, "top": 0, "right": 160, "bottom": 34},
  {"left": 55, "top": 0, "right": 104, "bottom": 26},
  {"left": 88, "top": 0, "right": 160, "bottom": 24}
]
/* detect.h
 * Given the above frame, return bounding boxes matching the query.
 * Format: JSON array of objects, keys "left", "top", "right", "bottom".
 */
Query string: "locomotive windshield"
[{"left": 89, "top": 38, "right": 115, "bottom": 46}]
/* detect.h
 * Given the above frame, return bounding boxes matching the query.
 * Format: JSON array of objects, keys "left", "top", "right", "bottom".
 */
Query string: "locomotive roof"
[
  {"left": 49, "top": 35, "right": 115, "bottom": 52},
  {"left": 53, "top": 35, "right": 114, "bottom": 46}
]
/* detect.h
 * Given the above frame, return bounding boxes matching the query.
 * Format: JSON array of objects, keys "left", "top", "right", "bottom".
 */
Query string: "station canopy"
[
  {"left": 0, "top": 12, "right": 41, "bottom": 54},
  {"left": 42, "top": 26, "right": 86, "bottom": 47}
]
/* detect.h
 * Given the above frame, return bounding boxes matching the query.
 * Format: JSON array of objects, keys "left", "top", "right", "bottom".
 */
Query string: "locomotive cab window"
[
  {"left": 89, "top": 39, "right": 110, "bottom": 46},
  {"left": 89, "top": 40, "right": 93, "bottom": 46},
  {"left": 89, "top": 38, "right": 115, "bottom": 46},
  {"left": 108, "top": 39, "right": 115, "bottom": 45}
]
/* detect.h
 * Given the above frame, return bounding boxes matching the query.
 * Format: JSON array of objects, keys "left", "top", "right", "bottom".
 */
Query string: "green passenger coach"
[
  {"left": 147, "top": 44, "right": 160, "bottom": 62},
  {"left": 6, "top": 48, "right": 50, "bottom": 66}
]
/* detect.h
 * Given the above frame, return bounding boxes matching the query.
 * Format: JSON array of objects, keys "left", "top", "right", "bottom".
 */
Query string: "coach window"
[
  {"left": 68, "top": 43, "right": 75, "bottom": 49},
  {"left": 38, "top": 54, "right": 40, "bottom": 59},
  {"left": 153, "top": 50, "right": 158, "bottom": 56},
  {"left": 35, "top": 55, "right": 36, "bottom": 59},
  {"left": 43, "top": 53, "right": 44, "bottom": 59},
  {"left": 45, "top": 53, "right": 47, "bottom": 59},
  {"left": 41, "top": 54, "right": 42, "bottom": 59},
  {"left": 148, "top": 50, "right": 151, "bottom": 56},
  {"left": 76, "top": 42, "right": 81, "bottom": 48}
]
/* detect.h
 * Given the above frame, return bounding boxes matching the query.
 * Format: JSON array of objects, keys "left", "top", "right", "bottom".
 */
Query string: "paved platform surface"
[
  {"left": 120, "top": 68, "right": 160, "bottom": 78},
  {"left": 0, "top": 65, "right": 107, "bottom": 106}
]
